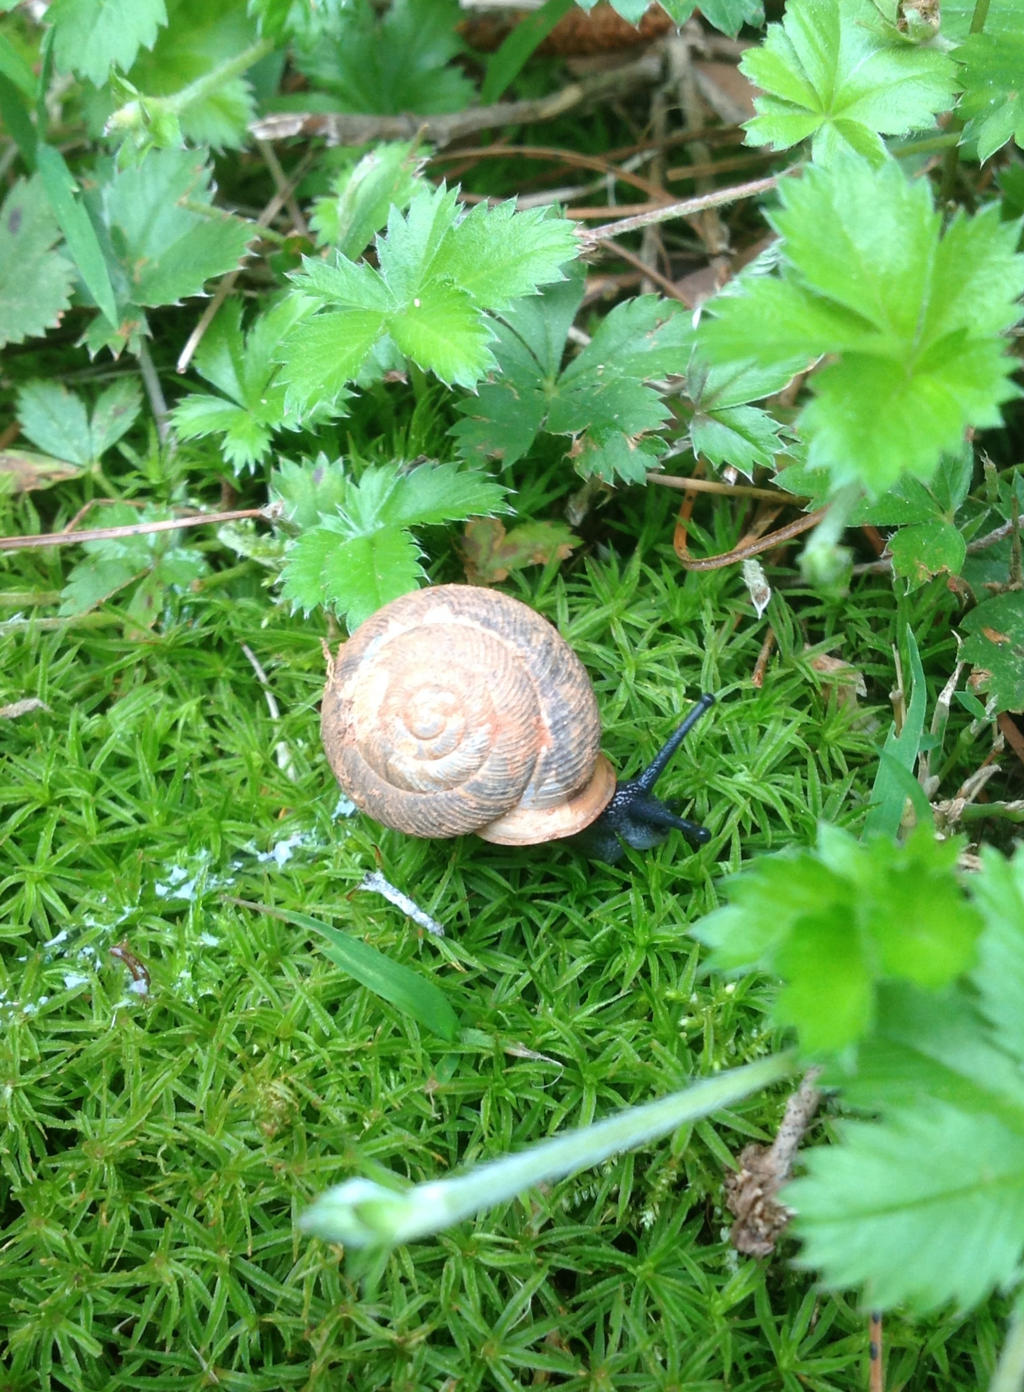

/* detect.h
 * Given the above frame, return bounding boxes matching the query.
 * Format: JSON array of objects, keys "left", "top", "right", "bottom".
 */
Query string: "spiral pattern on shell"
[{"left": 321, "top": 586, "right": 615, "bottom": 843}]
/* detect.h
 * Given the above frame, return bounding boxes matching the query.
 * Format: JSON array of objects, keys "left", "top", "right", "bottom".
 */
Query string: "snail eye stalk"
[{"left": 574, "top": 694, "right": 715, "bottom": 864}]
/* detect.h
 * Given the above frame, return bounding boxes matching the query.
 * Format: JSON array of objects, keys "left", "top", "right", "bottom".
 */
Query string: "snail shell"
[{"left": 321, "top": 585, "right": 616, "bottom": 845}]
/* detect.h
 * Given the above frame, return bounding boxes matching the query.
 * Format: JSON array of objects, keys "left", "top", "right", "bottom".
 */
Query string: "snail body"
[{"left": 321, "top": 585, "right": 713, "bottom": 861}]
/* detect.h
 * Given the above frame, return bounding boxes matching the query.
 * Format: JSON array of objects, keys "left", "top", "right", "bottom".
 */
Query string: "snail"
[{"left": 320, "top": 585, "right": 714, "bottom": 863}]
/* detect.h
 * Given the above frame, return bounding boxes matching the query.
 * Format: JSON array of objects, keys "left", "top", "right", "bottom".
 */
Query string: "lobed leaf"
[
  {"left": 0, "top": 177, "right": 75, "bottom": 350},
  {"left": 787, "top": 1101, "right": 1024, "bottom": 1312},
  {"left": 693, "top": 824, "right": 982, "bottom": 1054},
  {"left": 742, "top": 0, "right": 956, "bottom": 161},
  {"left": 700, "top": 155, "right": 1024, "bottom": 494},
  {"left": 48, "top": 0, "right": 166, "bottom": 87}
]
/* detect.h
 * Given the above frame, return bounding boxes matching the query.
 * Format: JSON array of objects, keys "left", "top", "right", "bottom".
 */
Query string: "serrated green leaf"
[
  {"left": 376, "top": 185, "right": 463, "bottom": 301},
  {"left": 742, "top": 0, "right": 956, "bottom": 161},
  {"left": 0, "top": 177, "right": 73, "bottom": 350},
  {"left": 700, "top": 155, "right": 1024, "bottom": 494},
  {"left": 960, "top": 591, "right": 1024, "bottom": 711},
  {"left": 888, "top": 520, "right": 966, "bottom": 587},
  {"left": 825, "top": 982, "right": 1024, "bottom": 1128},
  {"left": 16, "top": 381, "right": 91, "bottom": 464},
  {"left": 971, "top": 847, "right": 1024, "bottom": 1063},
  {"left": 355, "top": 462, "right": 508, "bottom": 529},
  {"left": 440, "top": 200, "right": 578, "bottom": 310},
  {"left": 955, "top": 27, "right": 1024, "bottom": 162},
  {"left": 173, "top": 298, "right": 322, "bottom": 469},
  {"left": 691, "top": 406, "right": 785, "bottom": 473},
  {"left": 281, "top": 522, "right": 423, "bottom": 626},
  {"left": 271, "top": 456, "right": 351, "bottom": 530},
  {"left": 450, "top": 271, "right": 585, "bottom": 465},
  {"left": 89, "top": 377, "right": 143, "bottom": 455},
  {"left": 59, "top": 555, "right": 145, "bottom": 616},
  {"left": 173, "top": 395, "right": 272, "bottom": 472},
  {"left": 122, "top": 0, "right": 261, "bottom": 150},
  {"left": 693, "top": 823, "right": 979, "bottom": 1053},
  {"left": 292, "top": 0, "right": 474, "bottom": 115},
  {"left": 277, "top": 311, "right": 385, "bottom": 414},
  {"left": 48, "top": 0, "right": 166, "bottom": 86},
  {"left": 787, "top": 1101, "right": 1024, "bottom": 1312},
  {"left": 94, "top": 147, "right": 254, "bottom": 311},
  {"left": 389, "top": 280, "right": 495, "bottom": 387},
  {"left": 453, "top": 282, "right": 689, "bottom": 484},
  {"left": 293, "top": 254, "right": 393, "bottom": 312},
  {"left": 695, "top": 0, "right": 761, "bottom": 35}
]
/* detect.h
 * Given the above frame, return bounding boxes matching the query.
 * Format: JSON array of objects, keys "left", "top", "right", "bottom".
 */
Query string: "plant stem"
[
  {"left": 167, "top": 40, "right": 274, "bottom": 118},
  {"left": 300, "top": 1051, "right": 795, "bottom": 1248},
  {"left": 989, "top": 1287, "right": 1024, "bottom": 1392}
]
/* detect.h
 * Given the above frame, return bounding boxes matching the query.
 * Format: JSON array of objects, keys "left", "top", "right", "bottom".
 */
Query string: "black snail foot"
[{"left": 573, "top": 694, "right": 715, "bottom": 864}]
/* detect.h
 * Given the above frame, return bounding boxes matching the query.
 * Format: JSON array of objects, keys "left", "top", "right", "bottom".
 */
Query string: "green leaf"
[
  {"left": 742, "top": 0, "right": 956, "bottom": 161},
  {"left": 241, "top": 905, "right": 459, "bottom": 1042},
  {"left": 686, "top": 356, "right": 796, "bottom": 473},
  {"left": 89, "top": 378, "right": 143, "bottom": 454},
  {"left": 59, "top": 555, "right": 146, "bottom": 615},
  {"left": 388, "top": 279, "right": 495, "bottom": 387},
  {"left": 0, "top": 177, "right": 75, "bottom": 349},
  {"left": 16, "top": 381, "right": 91, "bottom": 464},
  {"left": 292, "top": 0, "right": 474, "bottom": 115},
  {"left": 34, "top": 144, "right": 120, "bottom": 329},
  {"left": 439, "top": 201, "right": 579, "bottom": 310},
  {"left": 695, "top": 0, "right": 762, "bottom": 35},
  {"left": 310, "top": 142, "right": 424, "bottom": 256},
  {"left": 450, "top": 271, "right": 586, "bottom": 465},
  {"left": 270, "top": 456, "right": 351, "bottom": 531},
  {"left": 700, "top": 154, "right": 1024, "bottom": 494},
  {"left": 172, "top": 298, "right": 323, "bottom": 470},
  {"left": 955, "top": 26, "right": 1024, "bottom": 162},
  {"left": 888, "top": 520, "right": 966, "bottom": 587},
  {"left": 787, "top": 1101, "right": 1024, "bottom": 1312},
  {"left": 81, "top": 149, "right": 254, "bottom": 354},
  {"left": 281, "top": 520, "right": 424, "bottom": 626},
  {"left": 48, "top": 0, "right": 166, "bottom": 86},
  {"left": 120, "top": 0, "right": 261, "bottom": 150},
  {"left": 452, "top": 282, "right": 693, "bottom": 484},
  {"left": 863, "top": 624, "right": 927, "bottom": 837},
  {"left": 960, "top": 591, "right": 1024, "bottom": 711},
  {"left": 280, "top": 461, "right": 507, "bottom": 623},
  {"left": 971, "top": 846, "right": 1024, "bottom": 1062},
  {"left": 344, "top": 460, "right": 508, "bottom": 531},
  {"left": 480, "top": 0, "right": 574, "bottom": 103},
  {"left": 825, "top": 982, "right": 1024, "bottom": 1128},
  {"left": 18, "top": 375, "right": 142, "bottom": 464},
  {"left": 693, "top": 823, "right": 981, "bottom": 1054},
  {"left": 277, "top": 310, "right": 387, "bottom": 414},
  {"left": 279, "top": 184, "right": 577, "bottom": 407}
]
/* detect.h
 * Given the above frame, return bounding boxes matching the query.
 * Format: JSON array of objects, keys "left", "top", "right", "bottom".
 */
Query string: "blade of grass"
[
  {"left": 863, "top": 625, "right": 928, "bottom": 839},
  {"left": 230, "top": 898, "right": 459, "bottom": 1041},
  {"left": 35, "top": 144, "right": 119, "bottom": 328}
]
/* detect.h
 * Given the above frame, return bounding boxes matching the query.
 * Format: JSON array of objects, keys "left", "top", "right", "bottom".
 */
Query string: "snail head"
[{"left": 572, "top": 694, "right": 715, "bottom": 864}]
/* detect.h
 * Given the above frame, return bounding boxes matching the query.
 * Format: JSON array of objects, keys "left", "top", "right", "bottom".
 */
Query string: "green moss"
[{"left": 0, "top": 541, "right": 994, "bottom": 1389}]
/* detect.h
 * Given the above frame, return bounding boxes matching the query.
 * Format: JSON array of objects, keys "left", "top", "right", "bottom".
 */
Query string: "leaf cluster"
[{"left": 697, "top": 828, "right": 1024, "bottom": 1317}]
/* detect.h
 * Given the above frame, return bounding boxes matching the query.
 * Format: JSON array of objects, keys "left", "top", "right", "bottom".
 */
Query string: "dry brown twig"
[{"left": 724, "top": 1067, "right": 824, "bottom": 1257}]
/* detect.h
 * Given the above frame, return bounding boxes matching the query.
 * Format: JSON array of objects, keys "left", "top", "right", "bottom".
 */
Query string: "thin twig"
[
  {"left": 582, "top": 172, "right": 787, "bottom": 245},
  {"left": 249, "top": 51, "right": 664, "bottom": 150},
  {"left": 676, "top": 506, "right": 828, "bottom": 571},
  {"left": 0, "top": 504, "right": 279, "bottom": 552},
  {"left": 648, "top": 472, "right": 808, "bottom": 503}
]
